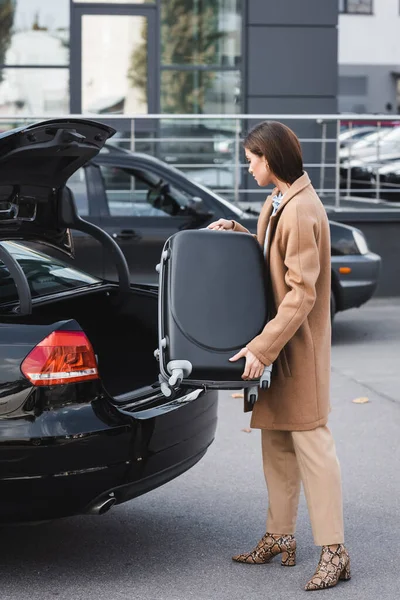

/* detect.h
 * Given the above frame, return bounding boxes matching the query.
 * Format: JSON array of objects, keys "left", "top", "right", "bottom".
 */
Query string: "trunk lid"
[{"left": 0, "top": 119, "right": 115, "bottom": 256}]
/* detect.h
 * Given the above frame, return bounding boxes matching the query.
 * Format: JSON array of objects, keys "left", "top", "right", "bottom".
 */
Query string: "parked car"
[
  {"left": 340, "top": 152, "right": 400, "bottom": 195},
  {"left": 108, "top": 122, "right": 235, "bottom": 168},
  {"left": 339, "top": 126, "right": 400, "bottom": 164},
  {"left": 33, "top": 144, "right": 381, "bottom": 321},
  {"left": 0, "top": 119, "right": 219, "bottom": 524},
  {"left": 351, "top": 159, "right": 400, "bottom": 203},
  {"left": 339, "top": 126, "right": 378, "bottom": 148},
  {"left": 372, "top": 159, "right": 400, "bottom": 202}
]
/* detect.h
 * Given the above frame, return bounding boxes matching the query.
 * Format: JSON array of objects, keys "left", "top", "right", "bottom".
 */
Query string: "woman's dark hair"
[{"left": 244, "top": 121, "right": 303, "bottom": 185}]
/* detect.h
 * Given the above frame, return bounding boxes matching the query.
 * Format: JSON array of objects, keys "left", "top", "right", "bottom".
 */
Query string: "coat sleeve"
[
  {"left": 246, "top": 202, "right": 320, "bottom": 366},
  {"left": 231, "top": 220, "right": 259, "bottom": 242},
  {"left": 231, "top": 220, "right": 251, "bottom": 234}
]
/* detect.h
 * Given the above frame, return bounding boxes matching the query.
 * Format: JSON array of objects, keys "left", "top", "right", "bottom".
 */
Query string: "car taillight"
[{"left": 21, "top": 331, "right": 99, "bottom": 386}]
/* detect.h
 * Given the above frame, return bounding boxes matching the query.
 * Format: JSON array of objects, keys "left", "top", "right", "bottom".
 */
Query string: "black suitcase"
[{"left": 155, "top": 229, "right": 272, "bottom": 398}]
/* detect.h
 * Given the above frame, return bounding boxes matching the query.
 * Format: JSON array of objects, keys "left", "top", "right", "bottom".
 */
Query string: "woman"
[{"left": 208, "top": 121, "right": 350, "bottom": 591}]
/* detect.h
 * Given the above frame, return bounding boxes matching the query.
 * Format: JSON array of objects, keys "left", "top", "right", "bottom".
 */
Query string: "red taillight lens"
[{"left": 21, "top": 331, "right": 99, "bottom": 386}]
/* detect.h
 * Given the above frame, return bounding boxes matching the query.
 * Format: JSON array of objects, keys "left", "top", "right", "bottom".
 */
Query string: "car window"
[
  {"left": 67, "top": 167, "right": 89, "bottom": 216},
  {"left": 99, "top": 165, "right": 193, "bottom": 217},
  {"left": 0, "top": 241, "right": 100, "bottom": 307}
]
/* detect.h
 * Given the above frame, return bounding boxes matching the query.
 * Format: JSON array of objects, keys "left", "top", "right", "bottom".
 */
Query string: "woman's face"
[{"left": 245, "top": 148, "right": 273, "bottom": 187}]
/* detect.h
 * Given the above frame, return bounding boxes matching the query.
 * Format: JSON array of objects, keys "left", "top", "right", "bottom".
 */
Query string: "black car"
[
  {"left": 375, "top": 160, "right": 400, "bottom": 202},
  {"left": 340, "top": 152, "right": 400, "bottom": 196},
  {"left": 358, "top": 159, "right": 400, "bottom": 203},
  {"left": 41, "top": 144, "right": 381, "bottom": 320},
  {"left": 0, "top": 119, "right": 382, "bottom": 523},
  {"left": 0, "top": 119, "right": 219, "bottom": 524}
]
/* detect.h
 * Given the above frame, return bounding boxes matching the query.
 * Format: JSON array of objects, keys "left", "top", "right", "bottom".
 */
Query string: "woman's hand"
[
  {"left": 229, "top": 348, "right": 266, "bottom": 380},
  {"left": 207, "top": 218, "right": 234, "bottom": 231}
]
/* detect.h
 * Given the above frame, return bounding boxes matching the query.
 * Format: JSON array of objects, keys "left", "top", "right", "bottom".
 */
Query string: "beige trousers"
[{"left": 261, "top": 425, "right": 344, "bottom": 546}]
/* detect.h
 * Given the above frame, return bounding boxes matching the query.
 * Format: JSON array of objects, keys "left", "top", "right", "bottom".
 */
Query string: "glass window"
[
  {"left": 0, "top": 241, "right": 100, "bottom": 307},
  {"left": 100, "top": 165, "right": 192, "bottom": 217},
  {"left": 0, "top": 68, "right": 69, "bottom": 114},
  {"left": 161, "top": 0, "right": 241, "bottom": 67},
  {"left": 340, "top": 0, "right": 373, "bottom": 14},
  {"left": 82, "top": 14, "right": 148, "bottom": 114},
  {"left": 73, "top": 0, "right": 154, "bottom": 2},
  {"left": 161, "top": 69, "right": 240, "bottom": 114},
  {"left": 0, "top": 0, "right": 69, "bottom": 66},
  {"left": 67, "top": 168, "right": 89, "bottom": 216}
]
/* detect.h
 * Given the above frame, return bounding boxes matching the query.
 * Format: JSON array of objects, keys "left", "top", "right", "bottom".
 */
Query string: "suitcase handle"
[
  {"left": 248, "top": 364, "right": 273, "bottom": 405},
  {"left": 157, "top": 245, "right": 193, "bottom": 397}
]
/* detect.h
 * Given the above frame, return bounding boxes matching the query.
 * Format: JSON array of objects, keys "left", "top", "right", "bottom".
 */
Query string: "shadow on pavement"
[{"left": 0, "top": 504, "right": 252, "bottom": 589}]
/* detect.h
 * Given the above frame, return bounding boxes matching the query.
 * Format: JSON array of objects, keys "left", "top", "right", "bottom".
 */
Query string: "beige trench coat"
[{"left": 232, "top": 173, "right": 331, "bottom": 431}]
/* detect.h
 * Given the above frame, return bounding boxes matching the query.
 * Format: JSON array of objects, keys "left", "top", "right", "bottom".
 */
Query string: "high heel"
[
  {"left": 305, "top": 544, "right": 351, "bottom": 591},
  {"left": 281, "top": 546, "right": 296, "bottom": 567},
  {"left": 232, "top": 533, "right": 296, "bottom": 566},
  {"left": 339, "top": 558, "right": 351, "bottom": 581}
]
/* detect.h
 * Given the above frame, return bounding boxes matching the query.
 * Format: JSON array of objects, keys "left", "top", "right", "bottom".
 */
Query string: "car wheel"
[{"left": 330, "top": 289, "right": 336, "bottom": 323}]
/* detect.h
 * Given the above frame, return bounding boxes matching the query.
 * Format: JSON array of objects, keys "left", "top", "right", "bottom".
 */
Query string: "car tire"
[{"left": 330, "top": 289, "right": 336, "bottom": 323}]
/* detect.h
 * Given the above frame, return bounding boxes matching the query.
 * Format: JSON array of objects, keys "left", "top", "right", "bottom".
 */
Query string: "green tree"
[
  {"left": 127, "top": 18, "right": 148, "bottom": 108},
  {"left": 0, "top": 0, "right": 15, "bottom": 83},
  {"left": 161, "top": 0, "right": 221, "bottom": 66},
  {"left": 128, "top": 0, "right": 224, "bottom": 114},
  {"left": 161, "top": 0, "right": 223, "bottom": 113}
]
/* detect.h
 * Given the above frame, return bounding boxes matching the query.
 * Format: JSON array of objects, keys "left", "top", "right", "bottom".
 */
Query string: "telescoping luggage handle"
[
  {"left": 247, "top": 364, "right": 273, "bottom": 405},
  {"left": 154, "top": 241, "right": 273, "bottom": 399},
  {"left": 154, "top": 245, "right": 184, "bottom": 397}
]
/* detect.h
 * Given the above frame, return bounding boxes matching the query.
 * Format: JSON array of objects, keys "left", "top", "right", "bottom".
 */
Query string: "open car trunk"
[{"left": 25, "top": 286, "right": 159, "bottom": 398}]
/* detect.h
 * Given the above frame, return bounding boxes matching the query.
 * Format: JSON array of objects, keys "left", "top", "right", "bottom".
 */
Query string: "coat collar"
[
  {"left": 260, "top": 171, "right": 311, "bottom": 227},
  {"left": 259, "top": 172, "right": 312, "bottom": 261},
  {"left": 271, "top": 171, "right": 311, "bottom": 215}
]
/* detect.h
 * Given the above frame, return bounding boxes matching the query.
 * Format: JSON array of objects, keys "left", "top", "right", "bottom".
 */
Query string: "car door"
[{"left": 96, "top": 162, "right": 204, "bottom": 283}]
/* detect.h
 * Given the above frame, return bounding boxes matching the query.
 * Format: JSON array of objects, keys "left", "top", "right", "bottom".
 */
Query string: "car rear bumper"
[
  {"left": 332, "top": 252, "right": 382, "bottom": 311},
  {"left": 0, "top": 388, "right": 218, "bottom": 523}
]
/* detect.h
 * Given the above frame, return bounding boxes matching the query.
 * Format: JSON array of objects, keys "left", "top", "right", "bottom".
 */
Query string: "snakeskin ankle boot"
[
  {"left": 232, "top": 533, "right": 296, "bottom": 566},
  {"left": 305, "top": 544, "right": 351, "bottom": 591}
]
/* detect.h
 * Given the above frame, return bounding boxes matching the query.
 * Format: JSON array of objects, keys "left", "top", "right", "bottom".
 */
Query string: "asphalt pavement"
[{"left": 1, "top": 298, "right": 400, "bottom": 600}]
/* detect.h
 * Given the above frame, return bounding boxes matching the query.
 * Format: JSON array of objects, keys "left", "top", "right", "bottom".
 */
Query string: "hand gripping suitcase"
[{"left": 155, "top": 229, "right": 272, "bottom": 399}]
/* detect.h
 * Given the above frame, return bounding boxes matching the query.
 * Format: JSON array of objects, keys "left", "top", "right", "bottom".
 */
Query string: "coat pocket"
[{"left": 278, "top": 347, "right": 292, "bottom": 378}]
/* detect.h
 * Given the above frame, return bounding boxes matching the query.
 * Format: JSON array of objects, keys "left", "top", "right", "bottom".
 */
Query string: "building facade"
[
  {"left": 0, "top": 0, "right": 242, "bottom": 117},
  {"left": 339, "top": 0, "right": 400, "bottom": 114},
  {"left": 0, "top": 0, "right": 338, "bottom": 118}
]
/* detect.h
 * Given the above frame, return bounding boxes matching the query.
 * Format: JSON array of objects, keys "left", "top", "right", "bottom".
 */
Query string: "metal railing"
[{"left": 1, "top": 113, "right": 400, "bottom": 211}]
